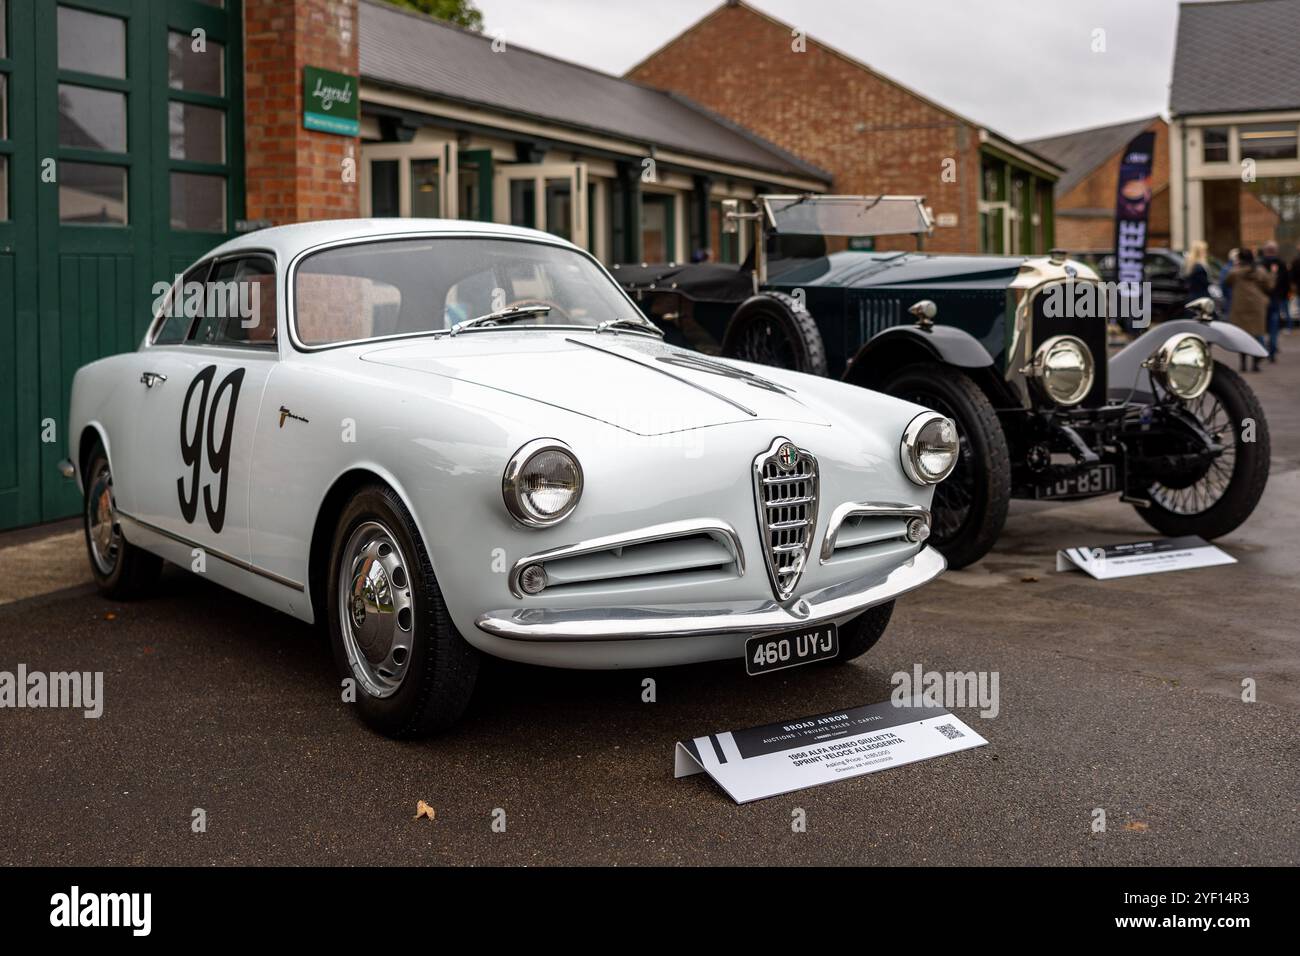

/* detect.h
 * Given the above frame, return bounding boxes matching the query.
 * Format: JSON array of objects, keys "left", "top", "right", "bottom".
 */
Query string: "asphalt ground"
[{"left": 2, "top": 348, "right": 1298, "bottom": 866}]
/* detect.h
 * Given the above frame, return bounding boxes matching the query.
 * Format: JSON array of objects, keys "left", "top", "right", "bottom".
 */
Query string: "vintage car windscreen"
[
  {"left": 294, "top": 237, "right": 637, "bottom": 346},
  {"left": 763, "top": 196, "right": 932, "bottom": 238}
]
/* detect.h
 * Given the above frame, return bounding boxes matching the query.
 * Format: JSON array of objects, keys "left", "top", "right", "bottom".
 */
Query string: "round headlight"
[
  {"left": 1152, "top": 332, "right": 1213, "bottom": 400},
  {"left": 1029, "top": 334, "right": 1094, "bottom": 406},
  {"left": 901, "top": 412, "right": 959, "bottom": 485},
  {"left": 502, "top": 439, "right": 583, "bottom": 527}
]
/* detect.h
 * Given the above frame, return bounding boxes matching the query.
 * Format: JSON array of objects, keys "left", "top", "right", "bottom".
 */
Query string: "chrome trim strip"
[
  {"left": 565, "top": 337, "right": 758, "bottom": 417},
  {"left": 819, "top": 501, "right": 930, "bottom": 563},
  {"left": 117, "top": 511, "right": 305, "bottom": 592},
  {"left": 507, "top": 518, "right": 745, "bottom": 599},
  {"left": 479, "top": 545, "right": 946, "bottom": 642}
]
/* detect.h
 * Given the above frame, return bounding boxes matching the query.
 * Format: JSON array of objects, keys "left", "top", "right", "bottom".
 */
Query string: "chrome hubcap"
[
  {"left": 86, "top": 462, "right": 121, "bottom": 575},
  {"left": 337, "top": 521, "right": 414, "bottom": 698}
]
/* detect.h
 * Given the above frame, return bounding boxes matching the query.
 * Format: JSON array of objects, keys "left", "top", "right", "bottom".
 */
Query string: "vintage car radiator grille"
[
  {"left": 753, "top": 438, "right": 819, "bottom": 602},
  {"left": 1031, "top": 283, "right": 1109, "bottom": 407}
]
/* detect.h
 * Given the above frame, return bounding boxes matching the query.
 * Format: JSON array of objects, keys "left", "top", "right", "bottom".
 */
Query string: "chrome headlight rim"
[
  {"left": 502, "top": 438, "right": 584, "bottom": 528},
  {"left": 901, "top": 411, "right": 959, "bottom": 485},
  {"left": 1150, "top": 332, "right": 1213, "bottom": 400},
  {"left": 1028, "top": 334, "right": 1095, "bottom": 407}
]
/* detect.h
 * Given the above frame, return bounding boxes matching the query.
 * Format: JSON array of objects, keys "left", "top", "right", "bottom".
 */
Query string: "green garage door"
[{"left": 0, "top": 0, "right": 243, "bottom": 531}]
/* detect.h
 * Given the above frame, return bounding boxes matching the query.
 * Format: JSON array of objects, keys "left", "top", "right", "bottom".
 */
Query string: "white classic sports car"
[{"left": 64, "top": 219, "right": 956, "bottom": 736}]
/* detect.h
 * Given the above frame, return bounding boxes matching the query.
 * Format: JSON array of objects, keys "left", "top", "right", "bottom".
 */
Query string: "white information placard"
[
  {"left": 1056, "top": 535, "right": 1236, "bottom": 580},
  {"left": 674, "top": 700, "right": 987, "bottom": 804}
]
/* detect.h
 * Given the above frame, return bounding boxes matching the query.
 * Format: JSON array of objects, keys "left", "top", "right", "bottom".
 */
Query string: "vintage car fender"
[
  {"left": 844, "top": 323, "right": 995, "bottom": 383},
  {"left": 1108, "top": 318, "right": 1268, "bottom": 399}
]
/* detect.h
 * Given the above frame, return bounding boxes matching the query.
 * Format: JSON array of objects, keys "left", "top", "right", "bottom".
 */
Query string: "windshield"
[
  {"left": 762, "top": 196, "right": 932, "bottom": 239},
  {"left": 294, "top": 237, "right": 644, "bottom": 346}
]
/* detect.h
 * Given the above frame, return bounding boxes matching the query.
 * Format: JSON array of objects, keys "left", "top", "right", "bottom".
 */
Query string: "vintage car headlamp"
[
  {"left": 1027, "top": 334, "right": 1094, "bottom": 406},
  {"left": 901, "top": 412, "right": 959, "bottom": 485},
  {"left": 1148, "top": 332, "right": 1213, "bottom": 400},
  {"left": 502, "top": 439, "right": 584, "bottom": 527}
]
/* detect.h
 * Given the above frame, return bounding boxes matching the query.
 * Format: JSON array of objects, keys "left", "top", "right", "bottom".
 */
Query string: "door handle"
[{"left": 140, "top": 371, "right": 167, "bottom": 388}]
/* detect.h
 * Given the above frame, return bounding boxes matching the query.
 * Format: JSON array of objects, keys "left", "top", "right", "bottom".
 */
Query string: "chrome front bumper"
[{"left": 475, "top": 545, "right": 945, "bottom": 642}]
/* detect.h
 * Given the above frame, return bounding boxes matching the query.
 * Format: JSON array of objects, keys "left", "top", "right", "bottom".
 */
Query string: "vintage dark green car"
[{"left": 617, "top": 196, "right": 1271, "bottom": 569}]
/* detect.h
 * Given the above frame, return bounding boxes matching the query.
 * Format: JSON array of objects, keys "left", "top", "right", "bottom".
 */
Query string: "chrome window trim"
[
  {"left": 819, "top": 501, "right": 930, "bottom": 563},
  {"left": 507, "top": 518, "right": 745, "bottom": 599}
]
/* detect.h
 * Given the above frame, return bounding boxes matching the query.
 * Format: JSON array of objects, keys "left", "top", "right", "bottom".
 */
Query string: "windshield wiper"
[
  {"left": 594, "top": 317, "right": 663, "bottom": 337},
  {"left": 450, "top": 304, "right": 551, "bottom": 336}
]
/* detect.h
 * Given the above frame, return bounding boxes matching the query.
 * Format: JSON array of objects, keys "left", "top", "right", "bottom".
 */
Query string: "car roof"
[{"left": 202, "top": 218, "right": 578, "bottom": 263}]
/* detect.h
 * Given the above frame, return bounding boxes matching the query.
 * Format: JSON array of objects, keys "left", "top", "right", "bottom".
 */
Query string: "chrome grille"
[{"left": 752, "top": 438, "right": 818, "bottom": 602}]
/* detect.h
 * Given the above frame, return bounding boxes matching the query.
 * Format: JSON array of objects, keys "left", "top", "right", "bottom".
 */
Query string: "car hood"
[{"left": 358, "top": 331, "right": 832, "bottom": 436}]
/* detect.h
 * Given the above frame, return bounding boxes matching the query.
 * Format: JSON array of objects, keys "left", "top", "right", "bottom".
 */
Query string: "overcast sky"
[{"left": 471, "top": 0, "right": 1197, "bottom": 141}]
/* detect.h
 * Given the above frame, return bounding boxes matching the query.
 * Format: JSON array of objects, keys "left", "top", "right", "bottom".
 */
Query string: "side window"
[
  {"left": 190, "top": 255, "right": 278, "bottom": 347},
  {"left": 152, "top": 261, "right": 211, "bottom": 344}
]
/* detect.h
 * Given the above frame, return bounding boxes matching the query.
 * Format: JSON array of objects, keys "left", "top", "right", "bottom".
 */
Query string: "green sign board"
[{"left": 303, "top": 66, "right": 359, "bottom": 136}]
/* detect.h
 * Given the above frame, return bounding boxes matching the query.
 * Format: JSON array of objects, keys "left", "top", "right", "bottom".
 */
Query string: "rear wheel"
[
  {"left": 326, "top": 484, "right": 479, "bottom": 737},
  {"left": 721, "top": 292, "right": 828, "bottom": 376},
  {"left": 880, "top": 363, "right": 1010, "bottom": 569},
  {"left": 83, "top": 445, "right": 162, "bottom": 599},
  {"left": 834, "top": 600, "right": 895, "bottom": 662},
  {"left": 1138, "top": 361, "right": 1269, "bottom": 538}
]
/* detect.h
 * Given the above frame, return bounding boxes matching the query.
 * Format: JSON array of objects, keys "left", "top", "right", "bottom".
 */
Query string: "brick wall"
[
  {"left": 628, "top": 2, "right": 982, "bottom": 253},
  {"left": 244, "top": 0, "right": 359, "bottom": 224},
  {"left": 1053, "top": 119, "right": 1171, "bottom": 252}
]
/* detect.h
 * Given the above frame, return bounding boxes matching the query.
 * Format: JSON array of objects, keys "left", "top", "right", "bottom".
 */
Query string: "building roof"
[
  {"left": 1024, "top": 116, "right": 1161, "bottom": 197},
  {"left": 627, "top": 0, "right": 1062, "bottom": 180},
  {"left": 357, "top": 0, "right": 831, "bottom": 184},
  {"left": 1170, "top": 0, "right": 1300, "bottom": 116}
]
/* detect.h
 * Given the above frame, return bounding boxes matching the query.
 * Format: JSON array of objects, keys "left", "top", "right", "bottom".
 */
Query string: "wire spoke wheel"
[{"left": 1148, "top": 391, "right": 1237, "bottom": 516}]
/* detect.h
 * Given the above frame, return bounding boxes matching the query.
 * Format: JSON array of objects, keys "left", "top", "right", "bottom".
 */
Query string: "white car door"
[{"left": 129, "top": 254, "right": 279, "bottom": 570}]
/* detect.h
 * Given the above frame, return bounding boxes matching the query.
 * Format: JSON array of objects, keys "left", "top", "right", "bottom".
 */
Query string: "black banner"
[{"left": 1113, "top": 130, "right": 1157, "bottom": 330}]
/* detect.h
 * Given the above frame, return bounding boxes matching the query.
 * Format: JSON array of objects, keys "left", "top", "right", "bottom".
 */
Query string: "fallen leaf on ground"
[
  {"left": 414, "top": 800, "right": 436, "bottom": 821},
  {"left": 1124, "top": 821, "right": 1149, "bottom": 832},
  {"left": 1020, "top": 576, "right": 1038, "bottom": 583}
]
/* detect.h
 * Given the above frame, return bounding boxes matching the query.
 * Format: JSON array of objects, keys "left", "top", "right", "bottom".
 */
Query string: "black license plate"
[
  {"left": 746, "top": 624, "right": 839, "bottom": 676},
  {"left": 1034, "top": 464, "right": 1117, "bottom": 500}
]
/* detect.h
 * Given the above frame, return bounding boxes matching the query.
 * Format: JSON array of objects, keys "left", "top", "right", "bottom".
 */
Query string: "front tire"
[
  {"left": 83, "top": 445, "right": 162, "bottom": 599},
  {"left": 834, "top": 600, "right": 895, "bottom": 663},
  {"left": 881, "top": 363, "right": 1011, "bottom": 569},
  {"left": 1139, "top": 361, "right": 1270, "bottom": 539},
  {"left": 326, "top": 484, "right": 479, "bottom": 737}
]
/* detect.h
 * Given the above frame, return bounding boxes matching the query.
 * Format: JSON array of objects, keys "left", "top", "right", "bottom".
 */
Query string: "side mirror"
[
  {"left": 1187, "top": 296, "right": 1216, "bottom": 322},
  {"left": 909, "top": 299, "right": 937, "bottom": 329},
  {"left": 721, "top": 198, "right": 740, "bottom": 235}
]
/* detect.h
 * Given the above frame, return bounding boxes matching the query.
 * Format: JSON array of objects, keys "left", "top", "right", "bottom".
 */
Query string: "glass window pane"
[
  {"left": 170, "top": 172, "right": 225, "bottom": 231},
  {"left": 153, "top": 261, "right": 210, "bottom": 345},
  {"left": 545, "top": 177, "right": 572, "bottom": 241},
  {"left": 1, "top": 74, "right": 7, "bottom": 140},
  {"left": 58, "top": 84, "right": 127, "bottom": 153},
  {"left": 168, "top": 31, "right": 224, "bottom": 95},
  {"left": 1240, "top": 124, "right": 1298, "bottom": 162},
  {"left": 370, "top": 159, "right": 398, "bottom": 217},
  {"left": 509, "top": 178, "right": 535, "bottom": 229},
  {"left": 58, "top": 6, "right": 126, "bottom": 79},
  {"left": 1, "top": 1, "right": 6, "bottom": 59},
  {"left": 59, "top": 162, "right": 127, "bottom": 224},
  {"left": 1203, "top": 127, "right": 1229, "bottom": 163},
  {"left": 168, "top": 101, "right": 224, "bottom": 163},
  {"left": 0, "top": 156, "right": 8, "bottom": 221},
  {"left": 411, "top": 159, "right": 440, "bottom": 218}
]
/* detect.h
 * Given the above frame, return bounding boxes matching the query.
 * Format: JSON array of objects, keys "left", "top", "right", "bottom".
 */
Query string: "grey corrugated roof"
[
  {"left": 1170, "top": 0, "right": 1300, "bottom": 115},
  {"left": 1024, "top": 116, "right": 1160, "bottom": 197},
  {"left": 357, "top": 0, "right": 831, "bottom": 184}
]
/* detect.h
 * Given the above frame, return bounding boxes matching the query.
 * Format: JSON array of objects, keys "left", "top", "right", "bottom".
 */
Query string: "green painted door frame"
[{"left": 0, "top": 0, "right": 244, "bottom": 531}]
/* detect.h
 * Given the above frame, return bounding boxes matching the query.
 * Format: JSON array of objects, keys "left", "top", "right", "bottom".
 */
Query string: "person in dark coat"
[
  {"left": 1225, "top": 248, "right": 1270, "bottom": 372},
  {"left": 1183, "top": 239, "right": 1211, "bottom": 305},
  {"left": 1219, "top": 249, "right": 1238, "bottom": 316},
  {"left": 1261, "top": 241, "right": 1290, "bottom": 358}
]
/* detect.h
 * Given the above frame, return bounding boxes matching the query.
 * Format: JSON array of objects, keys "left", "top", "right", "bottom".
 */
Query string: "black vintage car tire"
[
  {"left": 326, "top": 484, "right": 479, "bottom": 738},
  {"left": 83, "top": 444, "right": 163, "bottom": 600},
  {"left": 1137, "top": 361, "right": 1270, "bottom": 540},
  {"left": 833, "top": 600, "right": 895, "bottom": 663},
  {"left": 881, "top": 363, "right": 1011, "bottom": 570},
  {"left": 721, "top": 292, "right": 828, "bottom": 376}
]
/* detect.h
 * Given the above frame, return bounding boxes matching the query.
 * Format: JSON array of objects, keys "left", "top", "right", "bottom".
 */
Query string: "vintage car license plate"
[
  {"left": 1035, "top": 464, "right": 1117, "bottom": 500},
  {"left": 746, "top": 625, "right": 838, "bottom": 676}
]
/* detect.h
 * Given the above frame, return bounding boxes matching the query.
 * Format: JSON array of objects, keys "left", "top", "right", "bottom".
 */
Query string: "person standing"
[
  {"left": 1219, "top": 248, "right": 1238, "bottom": 317},
  {"left": 1290, "top": 251, "right": 1300, "bottom": 331},
  {"left": 1183, "top": 239, "right": 1211, "bottom": 306},
  {"left": 1260, "top": 240, "right": 1290, "bottom": 358},
  {"left": 1225, "top": 248, "right": 1270, "bottom": 372}
]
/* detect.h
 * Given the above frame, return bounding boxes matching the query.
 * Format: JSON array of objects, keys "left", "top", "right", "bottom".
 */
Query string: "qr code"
[{"left": 935, "top": 723, "right": 964, "bottom": 740}]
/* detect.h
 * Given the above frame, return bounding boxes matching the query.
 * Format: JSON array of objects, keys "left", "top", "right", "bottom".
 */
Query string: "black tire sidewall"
[
  {"left": 722, "top": 293, "right": 828, "bottom": 376},
  {"left": 835, "top": 600, "right": 895, "bottom": 662}
]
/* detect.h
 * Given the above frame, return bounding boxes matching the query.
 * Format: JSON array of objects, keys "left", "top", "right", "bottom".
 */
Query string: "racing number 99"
[{"left": 177, "top": 364, "right": 246, "bottom": 533}]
